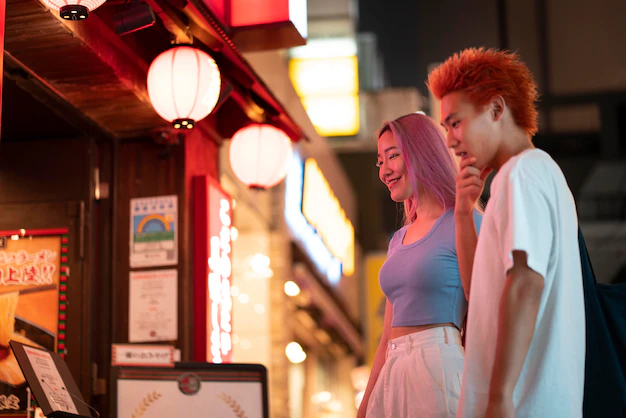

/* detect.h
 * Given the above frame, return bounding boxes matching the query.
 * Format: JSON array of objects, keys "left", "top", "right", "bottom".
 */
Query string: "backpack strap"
[{"left": 578, "top": 226, "right": 598, "bottom": 286}]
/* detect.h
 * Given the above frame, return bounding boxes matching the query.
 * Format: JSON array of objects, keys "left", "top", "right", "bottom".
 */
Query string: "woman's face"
[{"left": 377, "top": 130, "right": 414, "bottom": 202}]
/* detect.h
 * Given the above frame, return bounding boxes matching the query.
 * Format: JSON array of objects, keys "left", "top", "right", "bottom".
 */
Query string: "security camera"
[{"left": 113, "top": 2, "right": 156, "bottom": 36}]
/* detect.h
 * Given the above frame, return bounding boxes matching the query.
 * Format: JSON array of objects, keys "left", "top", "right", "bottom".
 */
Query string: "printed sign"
[
  {"left": 130, "top": 196, "right": 178, "bottom": 268},
  {"left": 129, "top": 269, "right": 178, "bottom": 343},
  {"left": 112, "top": 344, "right": 174, "bottom": 367},
  {"left": 23, "top": 345, "right": 78, "bottom": 414}
]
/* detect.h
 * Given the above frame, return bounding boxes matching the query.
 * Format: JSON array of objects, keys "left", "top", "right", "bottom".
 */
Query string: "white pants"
[{"left": 366, "top": 326, "right": 465, "bottom": 418}]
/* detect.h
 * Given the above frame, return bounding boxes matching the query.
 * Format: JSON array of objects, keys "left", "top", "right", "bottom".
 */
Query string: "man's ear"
[{"left": 490, "top": 96, "right": 506, "bottom": 121}]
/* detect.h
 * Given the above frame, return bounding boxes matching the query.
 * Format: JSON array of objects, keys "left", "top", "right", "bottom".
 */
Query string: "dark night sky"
[{"left": 357, "top": 0, "right": 501, "bottom": 95}]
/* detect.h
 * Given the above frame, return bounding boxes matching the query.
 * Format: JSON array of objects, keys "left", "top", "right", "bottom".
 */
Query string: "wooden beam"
[
  {"left": 4, "top": 0, "right": 305, "bottom": 142},
  {"left": 54, "top": 11, "right": 152, "bottom": 104},
  {"left": 4, "top": 0, "right": 165, "bottom": 138},
  {"left": 3, "top": 51, "right": 113, "bottom": 140}
]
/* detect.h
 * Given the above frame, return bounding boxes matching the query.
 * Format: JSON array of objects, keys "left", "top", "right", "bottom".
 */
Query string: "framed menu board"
[
  {"left": 114, "top": 363, "right": 268, "bottom": 418},
  {"left": 0, "top": 229, "right": 69, "bottom": 417}
]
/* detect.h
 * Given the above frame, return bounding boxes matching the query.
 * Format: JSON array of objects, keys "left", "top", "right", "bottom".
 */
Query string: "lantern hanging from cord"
[
  {"left": 147, "top": 46, "right": 221, "bottom": 130},
  {"left": 42, "top": 0, "right": 107, "bottom": 20},
  {"left": 229, "top": 124, "right": 293, "bottom": 189}
]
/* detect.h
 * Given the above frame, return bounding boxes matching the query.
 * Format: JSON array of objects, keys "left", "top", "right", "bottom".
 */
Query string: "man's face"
[{"left": 440, "top": 91, "right": 499, "bottom": 170}]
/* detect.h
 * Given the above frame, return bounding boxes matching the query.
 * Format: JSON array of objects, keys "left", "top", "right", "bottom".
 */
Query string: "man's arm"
[
  {"left": 486, "top": 250, "right": 545, "bottom": 418},
  {"left": 455, "top": 157, "right": 491, "bottom": 300}
]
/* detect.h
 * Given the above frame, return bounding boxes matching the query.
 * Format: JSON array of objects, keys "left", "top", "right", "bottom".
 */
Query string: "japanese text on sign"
[
  {"left": 111, "top": 344, "right": 174, "bottom": 367},
  {"left": 0, "top": 395, "right": 20, "bottom": 411},
  {"left": 208, "top": 198, "right": 233, "bottom": 363},
  {"left": 0, "top": 250, "right": 57, "bottom": 285}
]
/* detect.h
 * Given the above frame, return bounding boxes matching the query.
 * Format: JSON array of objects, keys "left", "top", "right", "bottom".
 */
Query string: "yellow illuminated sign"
[
  {"left": 289, "top": 56, "right": 359, "bottom": 97},
  {"left": 302, "top": 95, "right": 360, "bottom": 137},
  {"left": 302, "top": 159, "right": 355, "bottom": 276},
  {"left": 365, "top": 254, "right": 386, "bottom": 366},
  {"left": 289, "top": 55, "right": 360, "bottom": 137}
]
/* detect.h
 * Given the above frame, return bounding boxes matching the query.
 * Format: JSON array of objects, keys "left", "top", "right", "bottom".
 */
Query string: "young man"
[{"left": 428, "top": 48, "right": 585, "bottom": 418}]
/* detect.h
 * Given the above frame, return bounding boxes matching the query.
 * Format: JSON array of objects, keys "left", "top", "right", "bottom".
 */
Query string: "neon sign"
[
  {"left": 207, "top": 197, "right": 233, "bottom": 363},
  {"left": 285, "top": 153, "right": 353, "bottom": 285},
  {"left": 193, "top": 176, "right": 233, "bottom": 363},
  {"left": 302, "top": 159, "right": 355, "bottom": 276}
]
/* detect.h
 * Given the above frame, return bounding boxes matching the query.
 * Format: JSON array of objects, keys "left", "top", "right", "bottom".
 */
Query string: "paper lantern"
[
  {"left": 147, "top": 46, "right": 221, "bottom": 130},
  {"left": 229, "top": 124, "right": 293, "bottom": 189},
  {"left": 42, "top": 0, "right": 107, "bottom": 20}
]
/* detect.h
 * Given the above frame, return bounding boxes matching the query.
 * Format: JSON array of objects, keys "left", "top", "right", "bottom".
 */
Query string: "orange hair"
[{"left": 427, "top": 48, "right": 539, "bottom": 137}]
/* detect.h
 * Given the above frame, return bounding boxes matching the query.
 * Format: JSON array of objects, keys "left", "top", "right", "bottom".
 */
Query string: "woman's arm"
[
  {"left": 357, "top": 299, "right": 393, "bottom": 418},
  {"left": 456, "top": 212, "right": 479, "bottom": 300}
]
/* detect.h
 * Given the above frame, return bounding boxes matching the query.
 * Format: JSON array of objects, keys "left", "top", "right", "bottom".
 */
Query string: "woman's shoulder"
[{"left": 388, "top": 225, "right": 409, "bottom": 253}]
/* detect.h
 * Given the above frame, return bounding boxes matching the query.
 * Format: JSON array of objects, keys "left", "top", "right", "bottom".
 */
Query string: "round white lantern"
[
  {"left": 147, "top": 46, "right": 221, "bottom": 130},
  {"left": 42, "top": 0, "right": 106, "bottom": 20},
  {"left": 229, "top": 124, "right": 293, "bottom": 189}
]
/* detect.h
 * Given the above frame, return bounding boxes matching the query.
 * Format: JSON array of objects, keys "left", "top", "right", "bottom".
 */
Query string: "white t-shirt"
[{"left": 458, "top": 149, "right": 585, "bottom": 418}]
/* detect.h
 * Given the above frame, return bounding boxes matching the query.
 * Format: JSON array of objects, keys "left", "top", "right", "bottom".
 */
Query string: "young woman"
[{"left": 358, "top": 113, "right": 483, "bottom": 418}]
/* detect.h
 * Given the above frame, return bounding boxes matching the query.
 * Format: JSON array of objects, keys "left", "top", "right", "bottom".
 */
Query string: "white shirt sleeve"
[{"left": 497, "top": 166, "right": 554, "bottom": 279}]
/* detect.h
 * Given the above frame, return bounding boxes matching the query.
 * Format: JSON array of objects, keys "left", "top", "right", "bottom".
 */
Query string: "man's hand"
[
  {"left": 485, "top": 394, "right": 514, "bottom": 418},
  {"left": 455, "top": 157, "right": 492, "bottom": 216}
]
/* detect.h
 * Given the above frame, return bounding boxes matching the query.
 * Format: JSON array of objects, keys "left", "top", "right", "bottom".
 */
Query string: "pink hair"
[{"left": 378, "top": 113, "right": 458, "bottom": 225}]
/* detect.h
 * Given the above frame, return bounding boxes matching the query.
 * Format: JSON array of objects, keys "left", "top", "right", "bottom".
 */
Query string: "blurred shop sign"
[
  {"left": 193, "top": 176, "right": 234, "bottom": 364},
  {"left": 201, "top": 0, "right": 307, "bottom": 51},
  {"left": 302, "top": 159, "right": 354, "bottom": 276},
  {"left": 289, "top": 38, "right": 360, "bottom": 137},
  {"left": 285, "top": 154, "right": 354, "bottom": 285},
  {"left": 364, "top": 253, "right": 386, "bottom": 366}
]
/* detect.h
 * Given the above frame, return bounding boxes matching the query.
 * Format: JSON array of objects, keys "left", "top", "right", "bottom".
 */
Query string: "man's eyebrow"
[{"left": 441, "top": 112, "right": 457, "bottom": 127}]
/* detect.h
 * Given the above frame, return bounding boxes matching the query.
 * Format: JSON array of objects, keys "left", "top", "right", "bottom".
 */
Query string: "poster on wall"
[
  {"left": 116, "top": 364, "right": 268, "bottom": 418},
  {"left": 0, "top": 230, "right": 67, "bottom": 417},
  {"left": 129, "top": 269, "right": 177, "bottom": 343},
  {"left": 130, "top": 195, "right": 178, "bottom": 268}
]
